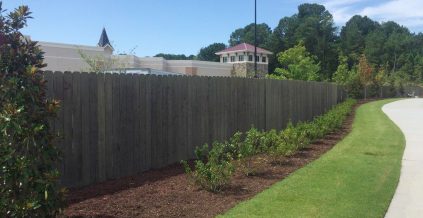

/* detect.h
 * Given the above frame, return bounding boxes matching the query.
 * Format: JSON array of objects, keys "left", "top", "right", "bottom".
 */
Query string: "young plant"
[
  {"left": 269, "top": 122, "right": 310, "bottom": 163},
  {"left": 227, "top": 132, "right": 244, "bottom": 159},
  {"left": 280, "top": 122, "right": 310, "bottom": 152},
  {"left": 194, "top": 143, "right": 209, "bottom": 162},
  {"left": 260, "top": 129, "right": 282, "bottom": 151},
  {"left": 182, "top": 142, "right": 234, "bottom": 192},
  {"left": 296, "top": 121, "right": 323, "bottom": 142},
  {"left": 236, "top": 128, "right": 260, "bottom": 176},
  {"left": 243, "top": 128, "right": 260, "bottom": 151}
]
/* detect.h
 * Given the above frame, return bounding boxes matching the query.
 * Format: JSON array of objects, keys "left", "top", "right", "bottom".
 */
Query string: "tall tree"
[
  {"left": 228, "top": 23, "right": 272, "bottom": 48},
  {"left": 358, "top": 54, "right": 374, "bottom": 99},
  {"left": 363, "top": 28, "right": 386, "bottom": 66},
  {"left": 374, "top": 67, "right": 389, "bottom": 97},
  {"left": 363, "top": 21, "right": 413, "bottom": 76},
  {"left": 197, "top": 43, "right": 226, "bottom": 62},
  {"left": 267, "top": 16, "right": 298, "bottom": 73},
  {"left": 271, "top": 43, "right": 320, "bottom": 81},
  {"left": 412, "top": 55, "right": 423, "bottom": 82},
  {"left": 333, "top": 55, "right": 351, "bottom": 85},
  {"left": 271, "top": 3, "right": 338, "bottom": 80},
  {"left": 383, "top": 31, "right": 412, "bottom": 74},
  {"left": 229, "top": 23, "right": 275, "bottom": 72},
  {"left": 340, "top": 15, "right": 379, "bottom": 65}
]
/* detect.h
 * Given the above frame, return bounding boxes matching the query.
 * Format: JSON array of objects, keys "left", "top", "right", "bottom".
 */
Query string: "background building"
[{"left": 38, "top": 29, "right": 271, "bottom": 77}]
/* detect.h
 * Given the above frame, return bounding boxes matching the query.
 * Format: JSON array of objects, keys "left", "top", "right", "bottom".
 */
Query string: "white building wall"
[
  {"left": 39, "top": 41, "right": 111, "bottom": 72},
  {"left": 192, "top": 61, "right": 232, "bottom": 77},
  {"left": 113, "top": 55, "right": 141, "bottom": 68},
  {"left": 166, "top": 60, "right": 232, "bottom": 77},
  {"left": 138, "top": 57, "right": 167, "bottom": 71}
]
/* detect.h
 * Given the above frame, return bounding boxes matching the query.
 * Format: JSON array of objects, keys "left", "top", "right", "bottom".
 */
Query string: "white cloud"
[
  {"left": 323, "top": 0, "right": 366, "bottom": 9},
  {"left": 320, "top": 0, "right": 423, "bottom": 31},
  {"left": 320, "top": 0, "right": 365, "bottom": 23}
]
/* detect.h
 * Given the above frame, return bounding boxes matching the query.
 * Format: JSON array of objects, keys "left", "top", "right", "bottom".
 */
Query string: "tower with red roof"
[{"left": 215, "top": 43, "right": 272, "bottom": 77}]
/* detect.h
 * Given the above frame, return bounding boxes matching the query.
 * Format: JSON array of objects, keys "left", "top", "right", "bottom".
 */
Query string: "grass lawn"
[{"left": 221, "top": 99, "right": 405, "bottom": 218}]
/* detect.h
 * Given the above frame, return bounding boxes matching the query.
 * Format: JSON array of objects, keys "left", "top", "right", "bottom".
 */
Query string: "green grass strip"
[{"left": 221, "top": 99, "right": 405, "bottom": 218}]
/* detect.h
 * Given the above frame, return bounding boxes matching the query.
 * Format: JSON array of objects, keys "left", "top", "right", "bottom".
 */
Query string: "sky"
[{"left": 3, "top": 0, "right": 423, "bottom": 57}]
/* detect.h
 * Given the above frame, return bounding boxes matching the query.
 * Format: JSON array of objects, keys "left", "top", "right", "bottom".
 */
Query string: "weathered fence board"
[
  {"left": 80, "top": 72, "right": 90, "bottom": 186},
  {"left": 45, "top": 71, "right": 353, "bottom": 188},
  {"left": 104, "top": 73, "right": 113, "bottom": 180},
  {"left": 62, "top": 72, "right": 73, "bottom": 186}
]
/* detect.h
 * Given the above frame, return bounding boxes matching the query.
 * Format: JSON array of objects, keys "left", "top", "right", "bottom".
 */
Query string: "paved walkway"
[{"left": 383, "top": 99, "right": 423, "bottom": 218}]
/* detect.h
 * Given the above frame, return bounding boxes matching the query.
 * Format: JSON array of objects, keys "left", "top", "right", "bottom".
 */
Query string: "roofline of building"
[
  {"left": 38, "top": 41, "right": 107, "bottom": 52},
  {"left": 166, "top": 59, "right": 233, "bottom": 65},
  {"left": 215, "top": 50, "right": 273, "bottom": 55},
  {"left": 215, "top": 43, "right": 273, "bottom": 55},
  {"left": 103, "top": 44, "right": 114, "bottom": 51}
]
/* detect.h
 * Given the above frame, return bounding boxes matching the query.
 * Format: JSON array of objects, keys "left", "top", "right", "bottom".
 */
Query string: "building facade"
[{"left": 37, "top": 29, "right": 271, "bottom": 77}]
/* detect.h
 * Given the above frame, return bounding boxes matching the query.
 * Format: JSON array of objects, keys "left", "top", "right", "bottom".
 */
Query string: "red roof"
[{"left": 215, "top": 43, "right": 272, "bottom": 55}]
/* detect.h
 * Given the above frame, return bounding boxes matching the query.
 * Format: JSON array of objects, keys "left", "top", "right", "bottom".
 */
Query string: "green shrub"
[
  {"left": 309, "top": 99, "right": 356, "bottom": 139},
  {"left": 260, "top": 129, "right": 282, "bottom": 152},
  {"left": 268, "top": 100, "right": 355, "bottom": 159},
  {"left": 182, "top": 158, "right": 233, "bottom": 193},
  {"left": 282, "top": 122, "right": 310, "bottom": 151},
  {"left": 182, "top": 141, "right": 234, "bottom": 192},
  {"left": 194, "top": 144, "right": 209, "bottom": 162},
  {"left": 243, "top": 127, "right": 262, "bottom": 154},
  {"left": 0, "top": 3, "right": 64, "bottom": 216},
  {"left": 236, "top": 128, "right": 260, "bottom": 176},
  {"left": 183, "top": 99, "right": 356, "bottom": 192},
  {"left": 313, "top": 116, "right": 332, "bottom": 136},
  {"left": 296, "top": 121, "right": 323, "bottom": 142},
  {"left": 227, "top": 132, "right": 244, "bottom": 159}
]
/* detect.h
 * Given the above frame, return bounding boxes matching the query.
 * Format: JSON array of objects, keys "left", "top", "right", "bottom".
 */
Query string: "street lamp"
[{"left": 254, "top": 0, "right": 257, "bottom": 78}]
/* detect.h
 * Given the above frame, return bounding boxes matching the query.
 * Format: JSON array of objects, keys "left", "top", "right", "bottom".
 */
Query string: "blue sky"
[{"left": 3, "top": 0, "right": 423, "bottom": 57}]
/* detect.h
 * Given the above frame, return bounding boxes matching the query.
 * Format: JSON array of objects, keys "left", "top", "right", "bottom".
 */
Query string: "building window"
[
  {"left": 256, "top": 56, "right": 260, "bottom": 62},
  {"left": 223, "top": 57, "right": 228, "bottom": 63},
  {"left": 248, "top": 55, "right": 253, "bottom": 62},
  {"left": 230, "top": 56, "right": 236, "bottom": 62},
  {"left": 262, "top": 56, "right": 267, "bottom": 63},
  {"left": 238, "top": 55, "right": 244, "bottom": 62}
]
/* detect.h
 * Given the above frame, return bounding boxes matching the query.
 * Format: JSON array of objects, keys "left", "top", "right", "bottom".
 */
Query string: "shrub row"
[{"left": 182, "top": 99, "right": 357, "bottom": 192}]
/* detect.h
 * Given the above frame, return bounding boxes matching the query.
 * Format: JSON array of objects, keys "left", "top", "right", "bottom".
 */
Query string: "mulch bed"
[{"left": 63, "top": 102, "right": 363, "bottom": 218}]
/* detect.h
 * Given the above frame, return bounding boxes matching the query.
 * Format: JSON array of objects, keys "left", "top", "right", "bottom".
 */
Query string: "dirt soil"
[{"left": 64, "top": 102, "right": 363, "bottom": 218}]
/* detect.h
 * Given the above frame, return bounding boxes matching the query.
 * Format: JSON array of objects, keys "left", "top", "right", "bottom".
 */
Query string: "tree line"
[
  {"left": 230, "top": 3, "right": 422, "bottom": 84},
  {"left": 154, "top": 43, "right": 226, "bottom": 62},
  {"left": 160, "top": 3, "right": 422, "bottom": 97}
]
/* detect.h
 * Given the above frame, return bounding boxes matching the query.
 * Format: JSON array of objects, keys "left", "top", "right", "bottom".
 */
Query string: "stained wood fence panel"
[{"left": 44, "top": 71, "right": 349, "bottom": 187}]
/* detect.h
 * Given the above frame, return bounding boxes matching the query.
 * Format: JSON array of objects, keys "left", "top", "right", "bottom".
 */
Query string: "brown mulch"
[{"left": 64, "top": 102, "right": 364, "bottom": 218}]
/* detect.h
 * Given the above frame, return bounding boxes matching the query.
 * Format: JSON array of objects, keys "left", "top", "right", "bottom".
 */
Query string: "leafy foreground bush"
[
  {"left": 0, "top": 3, "right": 64, "bottom": 216},
  {"left": 182, "top": 142, "right": 235, "bottom": 192},
  {"left": 183, "top": 99, "right": 356, "bottom": 192}
]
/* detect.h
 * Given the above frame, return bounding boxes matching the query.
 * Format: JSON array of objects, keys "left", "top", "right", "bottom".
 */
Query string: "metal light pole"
[{"left": 254, "top": 0, "right": 258, "bottom": 78}]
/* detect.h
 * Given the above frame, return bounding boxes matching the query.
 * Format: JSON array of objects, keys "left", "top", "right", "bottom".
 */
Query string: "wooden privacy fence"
[
  {"left": 367, "top": 85, "right": 423, "bottom": 98},
  {"left": 402, "top": 86, "right": 423, "bottom": 97},
  {"left": 44, "top": 71, "right": 347, "bottom": 188}
]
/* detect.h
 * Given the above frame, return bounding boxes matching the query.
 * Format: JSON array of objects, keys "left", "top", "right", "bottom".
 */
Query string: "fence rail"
[{"left": 44, "top": 71, "right": 347, "bottom": 188}]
